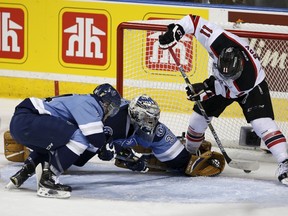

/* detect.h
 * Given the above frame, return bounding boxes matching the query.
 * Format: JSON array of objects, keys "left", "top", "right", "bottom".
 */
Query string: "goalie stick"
[
  {"left": 115, "top": 154, "right": 179, "bottom": 173},
  {"left": 168, "top": 47, "right": 259, "bottom": 172}
]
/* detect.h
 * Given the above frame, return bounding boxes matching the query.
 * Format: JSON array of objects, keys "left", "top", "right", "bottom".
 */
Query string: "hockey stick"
[
  {"left": 168, "top": 47, "right": 259, "bottom": 171},
  {"left": 115, "top": 154, "right": 179, "bottom": 173}
]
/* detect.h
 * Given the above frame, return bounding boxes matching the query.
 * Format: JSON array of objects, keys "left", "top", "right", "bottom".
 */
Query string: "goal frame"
[{"left": 117, "top": 21, "right": 288, "bottom": 95}]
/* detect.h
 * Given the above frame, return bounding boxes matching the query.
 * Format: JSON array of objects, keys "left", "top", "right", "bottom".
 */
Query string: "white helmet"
[{"left": 128, "top": 94, "right": 160, "bottom": 133}]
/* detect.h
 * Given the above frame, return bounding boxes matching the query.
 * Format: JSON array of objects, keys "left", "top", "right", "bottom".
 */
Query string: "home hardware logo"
[
  {"left": 0, "top": 6, "right": 26, "bottom": 62},
  {"left": 61, "top": 10, "right": 109, "bottom": 68}
]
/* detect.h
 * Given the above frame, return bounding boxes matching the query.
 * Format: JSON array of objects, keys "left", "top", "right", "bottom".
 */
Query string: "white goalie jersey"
[{"left": 176, "top": 15, "right": 266, "bottom": 99}]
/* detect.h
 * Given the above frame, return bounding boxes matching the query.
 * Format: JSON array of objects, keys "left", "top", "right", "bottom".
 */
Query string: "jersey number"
[{"left": 200, "top": 25, "right": 213, "bottom": 38}]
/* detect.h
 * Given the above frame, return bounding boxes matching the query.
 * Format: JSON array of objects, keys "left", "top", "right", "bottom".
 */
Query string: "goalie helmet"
[
  {"left": 217, "top": 47, "right": 244, "bottom": 80},
  {"left": 128, "top": 94, "right": 160, "bottom": 133},
  {"left": 93, "top": 83, "right": 121, "bottom": 119}
]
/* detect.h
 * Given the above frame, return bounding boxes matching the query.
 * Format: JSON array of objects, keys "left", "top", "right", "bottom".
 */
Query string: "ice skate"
[
  {"left": 277, "top": 159, "right": 288, "bottom": 186},
  {"left": 36, "top": 165, "right": 71, "bottom": 199},
  {"left": 6, "top": 162, "right": 35, "bottom": 189}
]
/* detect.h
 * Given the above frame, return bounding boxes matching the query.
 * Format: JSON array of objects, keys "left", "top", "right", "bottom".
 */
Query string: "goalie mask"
[
  {"left": 217, "top": 47, "right": 244, "bottom": 80},
  {"left": 128, "top": 95, "right": 160, "bottom": 133},
  {"left": 93, "top": 83, "right": 121, "bottom": 119}
]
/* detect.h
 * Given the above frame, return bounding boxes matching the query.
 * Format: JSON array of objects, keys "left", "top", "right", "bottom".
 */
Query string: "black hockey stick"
[
  {"left": 168, "top": 47, "right": 259, "bottom": 171},
  {"left": 115, "top": 154, "right": 179, "bottom": 173}
]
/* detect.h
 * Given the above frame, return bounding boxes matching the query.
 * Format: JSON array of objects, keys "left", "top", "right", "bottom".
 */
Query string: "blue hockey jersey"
[
  {"left": 105, "top": 99, "right": 186, "bottom": 163},
  {"left": 14, "top": 94, "right": 106, "bottom": 149}
]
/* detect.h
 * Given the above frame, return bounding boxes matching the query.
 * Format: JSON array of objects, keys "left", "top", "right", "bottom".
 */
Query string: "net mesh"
[{"left": 118, "top": 20, "right": 288, "bottom": 150}]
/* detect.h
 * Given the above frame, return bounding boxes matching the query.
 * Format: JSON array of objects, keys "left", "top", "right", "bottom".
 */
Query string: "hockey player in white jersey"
[
  {"left": 7, "top": 83, "right": 121, "bottom": 198},
  {"left": 158, "top": 14, "right": 288, "bottom": 186},
  {"left": 105, "top": 95, "right": 225, "bottom": 177}
]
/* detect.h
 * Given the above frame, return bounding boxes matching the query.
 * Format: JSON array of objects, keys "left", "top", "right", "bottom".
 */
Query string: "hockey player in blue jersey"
[
  {"left": 7, "top": 83, "right": 121, "bottom": 198},
  {"left": 105, "top": 94, "right": 225, "bottom": 177}
]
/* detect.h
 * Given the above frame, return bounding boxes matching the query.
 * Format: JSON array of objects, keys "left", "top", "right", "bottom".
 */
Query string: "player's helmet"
[
  {"left": 93, "top": 83, "right": 121, "bottom": 119},
  {"left": 128, "top": 94, "right": 160, "bottom": 133},
  {"left": 217, "top": 47, "right": 244, "bottom": 80}
]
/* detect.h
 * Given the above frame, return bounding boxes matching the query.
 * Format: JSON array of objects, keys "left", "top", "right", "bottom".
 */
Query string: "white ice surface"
[{"left": 0, "top": 98, "right": 287, "bottom": 216}]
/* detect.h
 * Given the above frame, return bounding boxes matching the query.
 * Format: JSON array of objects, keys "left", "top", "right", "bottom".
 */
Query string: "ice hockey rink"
[{"left": 0, "top": 98, "right": 288, "bottom": 216}]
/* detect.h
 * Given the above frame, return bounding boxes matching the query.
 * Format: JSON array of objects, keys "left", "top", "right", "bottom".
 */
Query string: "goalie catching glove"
[
  {"left": 185, "top": 151, "right": 225, "bottom": 177},
  {"left": 158, "top": 23, "right": 185, "bottom": 49}
]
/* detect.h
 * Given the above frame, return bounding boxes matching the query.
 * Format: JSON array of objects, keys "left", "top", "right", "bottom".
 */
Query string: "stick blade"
[{"left": 228, "top": 160, "right": 260, "bottom": 171}]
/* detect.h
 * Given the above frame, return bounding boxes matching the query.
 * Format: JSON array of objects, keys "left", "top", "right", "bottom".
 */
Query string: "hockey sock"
[
  {"left": 185, "top": 125, "right": 205, "bottom": 154},
  {"left": 262, "top": 130, "right": 288, "bottom": 163}
]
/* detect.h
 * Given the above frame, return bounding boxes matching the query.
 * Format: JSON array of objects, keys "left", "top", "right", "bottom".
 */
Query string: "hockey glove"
[
  {"left": 117, "top": 148, "right": 149, "bottom": 173},
  {"left": 125, "top": 156, "right": 149, "bottom": 173},
  {"left": 159, "top": 24, "right": 185, "bottom": 49},
  {"left": 98, "top": 142, "right": 115, "bottom": 161},
  {"left": 186, "top": 76, "right": 216, "bottom": 102},
  {"left": 103, "top": 126, "right": 113, "bottom": 144}
]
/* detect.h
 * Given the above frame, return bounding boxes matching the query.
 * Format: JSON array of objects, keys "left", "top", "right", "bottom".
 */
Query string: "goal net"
[{"left": 116, "top": 20, "right": 288, "bottom": 154}]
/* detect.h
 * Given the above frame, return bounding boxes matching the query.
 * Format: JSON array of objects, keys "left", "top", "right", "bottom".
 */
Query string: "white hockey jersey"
[{"left": 176, "top": 15, "right": 265, "bottom": 98}]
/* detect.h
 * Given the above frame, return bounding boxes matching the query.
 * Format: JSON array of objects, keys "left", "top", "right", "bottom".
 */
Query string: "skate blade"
[
  {"left": 5, "top": 181, "right": 17, "bottom": 190},
  {"left": 37, "top": 187, "right": 71, "bottom": 199}
]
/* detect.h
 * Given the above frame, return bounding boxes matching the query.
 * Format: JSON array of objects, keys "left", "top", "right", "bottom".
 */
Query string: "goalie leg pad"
[
  {"left": 4, "top": 131, "right": 30, "bottom": 162},
  {"left": 185, "top": 151, "right": 225, "bottom": 177}
]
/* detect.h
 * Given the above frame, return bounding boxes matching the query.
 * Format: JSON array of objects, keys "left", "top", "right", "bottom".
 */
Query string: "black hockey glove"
[
  {"left": 117, "top": 148, "right": 149, "bottom": 173},
  {"left": 186, "top": 76, "right": 216, "bottom": 102},
  {"left": 98, "top": 142, "right": 115, "bottom": 161},
  {"left": 125, "top": 156, "right": 149, "bottom": 173},
  {"left": 103, "top": 126, "right": 113, "bottom": 144},
  {"left": 159, "top": 24, "right": 185, "bottom": 49}
]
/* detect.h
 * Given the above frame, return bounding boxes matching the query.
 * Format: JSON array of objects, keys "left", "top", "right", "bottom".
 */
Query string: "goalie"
[{"left": 105, "top": 94, "right": 225, "bottom": 177}]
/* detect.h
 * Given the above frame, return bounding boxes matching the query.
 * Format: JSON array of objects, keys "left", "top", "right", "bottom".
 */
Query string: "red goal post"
[{"left": 116, "top": 20, "right": 288, "bottom": 151}]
